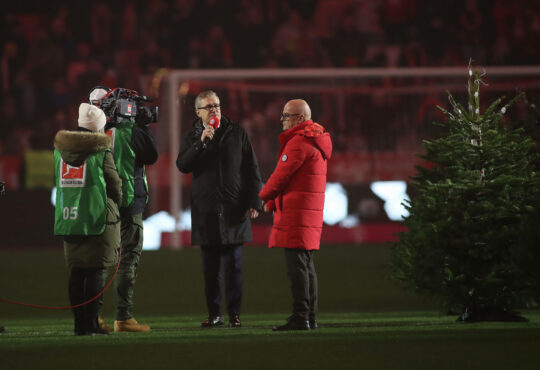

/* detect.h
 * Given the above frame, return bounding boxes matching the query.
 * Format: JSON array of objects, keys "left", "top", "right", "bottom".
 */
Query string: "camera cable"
[{"left": 0, "top": 247, "right": 122, "bottom": 309}]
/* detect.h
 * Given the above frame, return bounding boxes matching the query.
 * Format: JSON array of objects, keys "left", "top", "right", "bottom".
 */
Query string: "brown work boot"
[
  {"left": 98, "top": 316, "right": 112, "bottom": 333},
  {"left": 114, "top": 318, "right": 151, "bottom": 333}
]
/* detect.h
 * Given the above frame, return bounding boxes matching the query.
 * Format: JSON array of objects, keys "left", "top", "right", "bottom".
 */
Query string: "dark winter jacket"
[
  {"left": 259, "top": 120, "right": 332, "bottom": 250},
  {"left": 54, "top": 128, "right": 122, "bottom": 269},
  {"left": 176, "top": 116, "right": 263, "bottom": 245}
]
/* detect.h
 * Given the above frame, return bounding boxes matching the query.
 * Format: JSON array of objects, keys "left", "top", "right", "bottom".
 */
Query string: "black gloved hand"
[{"left": 136, "top": 106, "right": 153, "bottom": 126}]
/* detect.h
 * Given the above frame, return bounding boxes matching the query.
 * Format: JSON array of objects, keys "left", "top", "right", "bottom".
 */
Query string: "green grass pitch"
[{"left": 1, "top": 245, "right": 539, "bottom": 369}]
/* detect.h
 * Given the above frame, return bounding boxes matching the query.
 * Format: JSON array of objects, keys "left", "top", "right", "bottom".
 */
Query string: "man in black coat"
[{"left": 177, "top": 90, "right": 262, "bottom": 328}]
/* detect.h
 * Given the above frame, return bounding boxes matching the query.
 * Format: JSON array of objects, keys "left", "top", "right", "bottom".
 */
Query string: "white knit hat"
[{"left": 78, "top": 103, "right": 106, "bottom": 132}]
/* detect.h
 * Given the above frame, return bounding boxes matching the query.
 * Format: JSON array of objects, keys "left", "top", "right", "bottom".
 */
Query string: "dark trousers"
[
  {"left": 284, "top": 248, "right": 318, "bottom": 321},
  {"left": 115, "top": 211, "right": 144, "bottom": 321},
  {"left": 201, "top": 244, "right": 243, "bottom": 318},
  {"left": 68, "top": 267, "right": 105, "bottom": 333}
]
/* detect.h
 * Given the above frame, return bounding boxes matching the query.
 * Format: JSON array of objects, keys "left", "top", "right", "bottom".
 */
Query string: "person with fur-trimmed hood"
[{"left": 54, "top": 103, "right": 122, "bottom": 336}]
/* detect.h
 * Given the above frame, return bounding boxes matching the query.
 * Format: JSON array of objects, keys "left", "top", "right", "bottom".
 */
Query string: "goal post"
[{"left": 150, "top": 66, "right": 540, "bottom": 249}]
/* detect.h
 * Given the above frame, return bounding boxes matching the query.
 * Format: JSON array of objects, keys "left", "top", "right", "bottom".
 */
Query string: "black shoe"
[
  {"left": 229, "top": 315, "right": 241, "bottom": 328},
  {"left": 74, "top": 328, "right": 109, "bottom": 336},
  {"left": 89, "top": 328, "right": 109, "bottom": 336},
  {"left": 309, "top": 319, "right": 318, "bottom": 330},
  {"left": 0, "top": 326, "right": 5, "bottom": 334},
  {"left": 272, "top": 317, "right": 310, "bottom": 331},
  {"left": 74, "top": 323, "right": 87, "bottom": 336},
  {"left": 201, "top": 316, "right": 225, "bottom": 328}
]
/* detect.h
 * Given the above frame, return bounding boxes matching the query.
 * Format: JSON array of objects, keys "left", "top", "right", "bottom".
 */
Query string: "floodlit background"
[{"left": 1, "top": 0, "right": 540, "bottom": 249}]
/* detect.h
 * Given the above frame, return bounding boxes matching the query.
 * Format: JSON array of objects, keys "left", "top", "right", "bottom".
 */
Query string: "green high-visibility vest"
[
  {"left": 106, "top": 120, "right": 148, "bottom": 208},
  {"left": 54, "top": 149, "right": 108, "bottom": 235}
]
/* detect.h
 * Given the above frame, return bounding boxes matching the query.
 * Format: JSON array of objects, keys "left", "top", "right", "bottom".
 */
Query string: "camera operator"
[{"left": 89, "top": 86, "right": 158, "bottom": 333}]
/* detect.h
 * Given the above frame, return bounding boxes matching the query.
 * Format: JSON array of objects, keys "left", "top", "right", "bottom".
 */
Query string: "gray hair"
[{"left": 195, "top": 90, "right": 219, "bottom": 109}]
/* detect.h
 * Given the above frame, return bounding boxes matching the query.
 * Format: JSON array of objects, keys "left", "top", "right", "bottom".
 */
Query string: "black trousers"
[
  {"left": 201, "top": 244, "right": 243, "bottom": 318},
  {"left": 115, "top": 211, "right": 144, "bottom": 321},
  {"left": 284, "top": 248, "right": 318, "bottom": 321},
  {"left": 68, "top": 267, "right": 105, "bottom": 333}
]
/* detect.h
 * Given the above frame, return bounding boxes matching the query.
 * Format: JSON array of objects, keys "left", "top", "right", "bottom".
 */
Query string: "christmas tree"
[{"left": 391, "top": 63, "right": 540, "bottom": 322}]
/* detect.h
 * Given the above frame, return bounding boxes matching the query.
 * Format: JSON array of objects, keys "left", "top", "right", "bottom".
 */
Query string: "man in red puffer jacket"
[{"left": 259, "top": 99, "right": 332, "bottom": 331}]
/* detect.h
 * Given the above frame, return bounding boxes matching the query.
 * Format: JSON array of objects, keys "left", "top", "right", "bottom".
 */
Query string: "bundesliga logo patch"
[
  {"left": 60, "top": 160, "right": 86, "bottom": 187},
  {"left": 281, "top": 154, "right": 288, "bottom": 162}
]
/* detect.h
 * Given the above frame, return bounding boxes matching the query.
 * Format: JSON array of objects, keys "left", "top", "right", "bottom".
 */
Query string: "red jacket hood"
[{"left": 279, "top": 120, "right": 332, "bottom": 160}]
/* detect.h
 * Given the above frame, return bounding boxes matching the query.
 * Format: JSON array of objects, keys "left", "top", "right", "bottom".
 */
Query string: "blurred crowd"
[{"left": 1, "top": 0, "right": 539, "bottom": 156}]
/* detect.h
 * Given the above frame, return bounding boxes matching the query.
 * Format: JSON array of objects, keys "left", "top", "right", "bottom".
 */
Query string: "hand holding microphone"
[
  {"left": 201, "top": 116, "right": 220, "bottom": 148},
  {"left": 201, "top": 127, "right": 214, "bottom": 143}
]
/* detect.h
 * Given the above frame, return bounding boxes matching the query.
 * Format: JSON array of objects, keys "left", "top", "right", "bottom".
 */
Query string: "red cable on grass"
[{"left": 0, "top": 248, "right": 122, "bottom": 310}]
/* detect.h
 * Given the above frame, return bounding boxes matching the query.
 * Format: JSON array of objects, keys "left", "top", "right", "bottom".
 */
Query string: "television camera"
[{"left": 94, "top": 87, "right": 158, "bottom": 127}]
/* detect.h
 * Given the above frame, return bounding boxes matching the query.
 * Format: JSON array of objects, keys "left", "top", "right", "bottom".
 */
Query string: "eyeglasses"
[
  {"left": 197, "top": 104, "right": 221, "bottom": 111},
  {"left": 280, "top": 113, "right": 300, "bottom": 120}
]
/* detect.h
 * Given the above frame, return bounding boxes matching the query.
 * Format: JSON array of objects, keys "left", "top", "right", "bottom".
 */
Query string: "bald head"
[
  {"left": 286, "top": 99, "right": 311, "bottom": 120},
  {"left": 281, "top": 99, "right": 311, "bottom": 131}
]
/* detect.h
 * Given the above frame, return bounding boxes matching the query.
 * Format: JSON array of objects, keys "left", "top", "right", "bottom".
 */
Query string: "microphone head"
[{"left": 208, "top": 116, "right": 220, "bottom": 129}]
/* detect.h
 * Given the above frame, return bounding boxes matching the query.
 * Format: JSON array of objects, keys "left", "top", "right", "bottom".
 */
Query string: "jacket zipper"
[
  {"left": 217, "top": 125, "right": 233, "bottom": 192},
  {"left": 217, "top": 125, "right": 233, "bottom": 241}
]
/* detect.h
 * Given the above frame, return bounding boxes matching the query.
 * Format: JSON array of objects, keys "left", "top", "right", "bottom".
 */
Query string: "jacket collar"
[{"left": 279, "top": 120, "right": 313, "bottom": 145}]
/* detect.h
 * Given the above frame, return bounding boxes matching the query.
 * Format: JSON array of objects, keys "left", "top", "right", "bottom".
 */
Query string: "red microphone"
[
  {"left": 203, "top": 116, "right": 221, "bottom": 148},
  {"left": 208, "top": 116, "right": 220, "bottom": 130}
]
